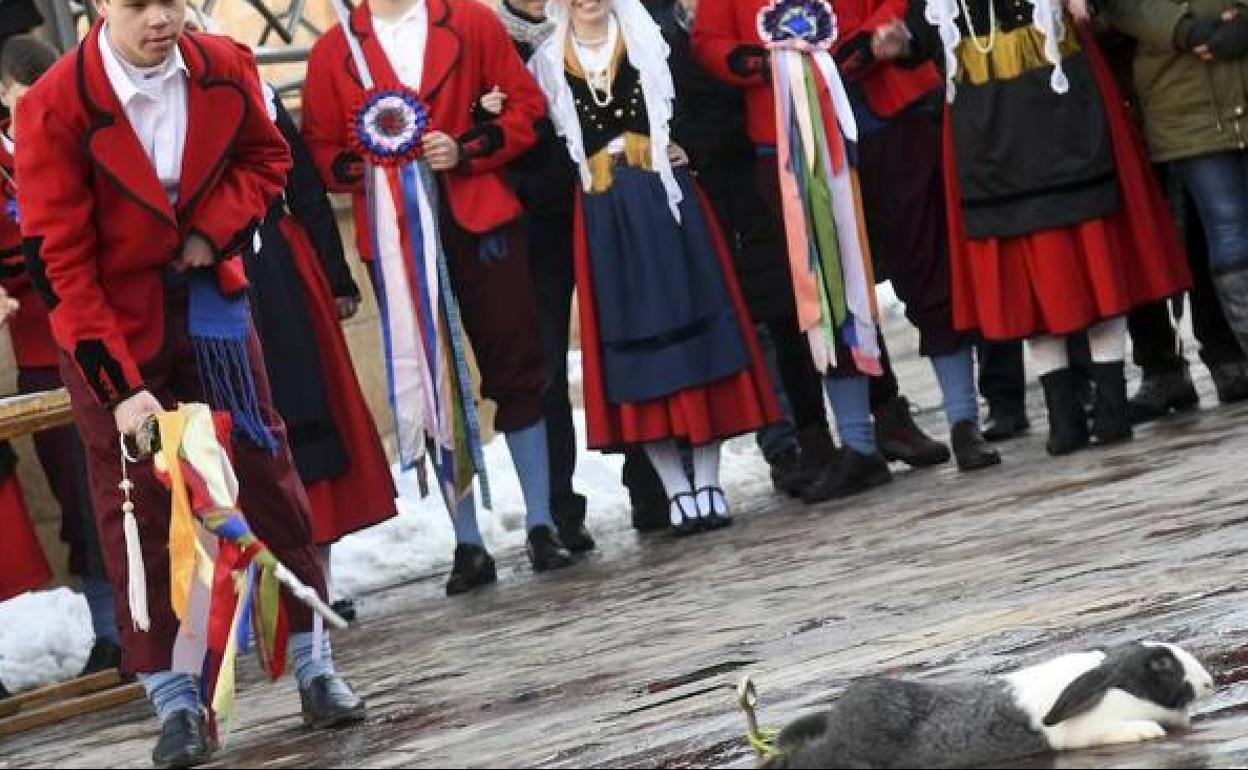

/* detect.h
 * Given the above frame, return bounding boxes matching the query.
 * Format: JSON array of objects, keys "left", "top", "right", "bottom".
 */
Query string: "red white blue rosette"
[
  {"left": 757, "top": 0, "right": 838, "bottom": 51},
  {"left": 351, "top": 86, "right": 429, "bottom": 166}
]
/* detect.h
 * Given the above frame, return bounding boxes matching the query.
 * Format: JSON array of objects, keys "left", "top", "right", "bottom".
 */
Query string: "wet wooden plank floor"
[{"left": 5, "top": 322, "right": 1248, "bottom": 769}]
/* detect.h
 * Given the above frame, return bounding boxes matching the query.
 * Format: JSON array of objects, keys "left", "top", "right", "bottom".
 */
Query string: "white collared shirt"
[
  {"left": 98, "top": 25, "right": 189, "bottom": 204},
  {"left": 0, "top": 130, "right": 13, "bottom": 157},
  {"left": 373, "top": 0, "right": 428, "bottom": 90}
]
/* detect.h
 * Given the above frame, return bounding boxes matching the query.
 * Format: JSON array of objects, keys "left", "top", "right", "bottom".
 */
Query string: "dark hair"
[{"left": 0, "top": 35, "right": 59, "bottom": 88}]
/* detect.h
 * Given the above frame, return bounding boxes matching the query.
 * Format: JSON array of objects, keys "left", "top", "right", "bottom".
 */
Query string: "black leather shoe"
[
  {"left": 553, "top": 494, "right": 596, "bottom": 553},
  {"left": 299, "top": 673, "right": 366, "bottom": 730},
  {"left": 1210, "top": 360, "right": 1248, "bottom": 404},
  {"left": 695, "top": 486, "right": 733, "bottom": 530},
  {"left": 445, "top": 544, "right": 497, "bottom": 596},
  {"left": 669, "top": 492, "right": 701, "bottom": 536},
  {"left": 1040, "top": 369, "right": 1090, "bottom": 456},
  {"left": 1090, "top": 362, "right": 1134, "bottom": 447},
  {"left": 79, "top": 638, "right": 123, "bottom": 677},
  {"left": 769, "top": 447, "right": 806, "bottom": 496},
  {"left": 950, "top": 420, "right": 1001, "bottom": 471},
  {"left": 1127, "top": 367, "right": 1199, "bottom": 424},
  {"left": 526, "top": 526, "right": 573, "bottom": 573},
  {"left": 330, "top": 599, "right": 357, "bottom": 624},
  {"left": 801, "top": 449, "right": 892, "bottom": 504},
  {"left": 151, "top": 709, "right": 214, "bottom": 769},
  {"left": 873, "top": 396, "right": 951, "bottom": 468},
  {"left": 625, "top": 448, "right": 669, "bottom": 532},
  {"left": 982, "top": 404, "right": 1030, "bottom": 442}
]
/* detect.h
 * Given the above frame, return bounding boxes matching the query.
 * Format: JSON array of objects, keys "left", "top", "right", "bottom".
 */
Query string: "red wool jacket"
[
  {"left": 14, "top": 25, "right": 291, "bottom": 405},
  {"left": 302, "top": 0, "right": 545, "bottom": 256},
  {"left": 0, "top": 130, "right": 58, "bottom": 368}
]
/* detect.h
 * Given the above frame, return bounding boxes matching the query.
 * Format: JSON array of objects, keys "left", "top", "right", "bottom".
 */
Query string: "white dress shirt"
[
  {"left": 99, "top": 25, "right": 189, "bottom": 204},
  {"left": 373, "top": 1, "right": 428, "bottom": 90}
]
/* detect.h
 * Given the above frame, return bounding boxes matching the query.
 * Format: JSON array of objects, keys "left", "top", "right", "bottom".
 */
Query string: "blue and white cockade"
[
  {"left": 758, "top": 0, "right": 837, "bottom": 49},
  {"left": 329, "top": 0, "right": 490, "bottom": 508},
  {"left": 352, "top": 87, "right": 429, "bottom": 166}
]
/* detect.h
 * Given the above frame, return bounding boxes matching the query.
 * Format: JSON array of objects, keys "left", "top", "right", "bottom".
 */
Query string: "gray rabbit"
[{"left": 754, "top": 642, "right": 1214, "bottom": 769}]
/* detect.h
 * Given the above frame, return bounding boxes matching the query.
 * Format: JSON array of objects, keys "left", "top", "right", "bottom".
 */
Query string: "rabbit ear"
[{"left": 1043, "top": 665, "right": 1114, "bottom": 726}]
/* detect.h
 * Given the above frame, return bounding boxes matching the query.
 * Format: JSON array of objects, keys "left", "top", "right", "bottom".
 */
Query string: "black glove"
[
  {"left": 834, "top": 32, "right": 878, "bottom": 82},
  {"left": 1176, "top": 14, "right": 1224, "bottom": 50},
  {"left": 331, "top": 151, "right": 365, "bottom": 185},
  {"left": 728, "top": 44, "right": 770, "bottom": 80},
  {"left": 1207, "top": 11, "right": 1248, "bottom": 60}
]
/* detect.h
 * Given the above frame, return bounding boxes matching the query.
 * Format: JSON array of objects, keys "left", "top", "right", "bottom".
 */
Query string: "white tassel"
[
  {"left": 122, "top": 499, "right": 150, "bottom": 632},
  {"left": 119, "top": 434, "right": 150, "bottom": 632}
]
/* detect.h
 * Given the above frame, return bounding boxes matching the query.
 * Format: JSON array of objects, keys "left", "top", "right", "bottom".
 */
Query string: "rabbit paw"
[{"left": 1100, "top": 720, "right": 1167, "bottom": 745}]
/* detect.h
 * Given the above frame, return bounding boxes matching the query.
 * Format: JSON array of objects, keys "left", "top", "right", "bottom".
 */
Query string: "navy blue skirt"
[{"left": 582, "top": 165, "right": 749, "bottom": 405}]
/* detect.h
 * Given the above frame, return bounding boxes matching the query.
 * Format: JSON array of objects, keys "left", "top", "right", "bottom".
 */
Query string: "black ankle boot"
[
  {"left": 553, "top": 494, "right": 596, "bottom": 553},
  {"left": 873, "top": 396, "right": 951, "bottom": 468},
  {"left": 526, "top": 526, "right": 573, "bottom": 572},
  {"left": 982, "top": 402, "right": 1030, "bottom": 442},
  {"left": 950, "top": 420, "right": 1001, "bottom": 471},
  {"left": 1210, "top": 360, "right": 1248, "bottom": 404},
  {"left": 445, "top": 544, "right": 497, "bottom": 596},
  {"left": 1127, "top": 366, "right": 1199, "bottom": 424},
  {"left": 330, "top": 598, "right": 357, "bottom": 624},
  {"left": 1089, "top": 361, "right": 1133, "bottom": 446},
  {"left": 79, "top": 638, "right": 122, "bottom": 677},
  {"left": 801, "top": 449, "right": 892, "bottom": 503},
  {"left": 151, "top": 710, "right": 214, "bottom": 769},
  {"left": 1040, "top": 369, "right": 1090, "bottom": 456}
]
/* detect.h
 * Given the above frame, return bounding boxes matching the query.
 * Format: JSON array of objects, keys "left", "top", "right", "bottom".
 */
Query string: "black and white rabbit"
[{"left": 757, "top": 642, "right": 1215, "bottom": 769}]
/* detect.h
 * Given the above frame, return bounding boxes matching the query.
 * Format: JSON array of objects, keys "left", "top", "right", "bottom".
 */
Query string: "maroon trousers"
[
  {"left": 376, "top": 212, "right": 550, "bottom": 434},
  {"left": 61, "top": 284, "right": 326, "bottom": 673}
]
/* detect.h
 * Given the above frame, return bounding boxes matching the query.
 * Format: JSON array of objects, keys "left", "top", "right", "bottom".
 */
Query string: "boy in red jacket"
[{"left": 15, "top": 2, "right": 364, "bottom": 764}]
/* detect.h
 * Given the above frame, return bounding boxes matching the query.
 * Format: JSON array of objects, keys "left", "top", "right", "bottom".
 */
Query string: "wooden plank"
[
  {"left": 0, "top": 682, "right": 144, "bottom": 739},
  {"left": 0, "top": 389, "right": 74, "bottom": 440},
  {"left": 2, "top": 669, "right": 121, "bottom": 714}
]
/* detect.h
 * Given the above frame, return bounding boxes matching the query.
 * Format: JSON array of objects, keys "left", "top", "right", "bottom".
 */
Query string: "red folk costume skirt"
[
  {"left": 278, "top": 217, "right": 397, "bottom": 544},
  {"left": 574, "top": 165, "right": 779, "bottom": 450},
  {"left": 0, "top": 445, "right": 52, "bottom": 601},
  {"left": 943, "top": 30, "right": 1191, "bottom": 341}
]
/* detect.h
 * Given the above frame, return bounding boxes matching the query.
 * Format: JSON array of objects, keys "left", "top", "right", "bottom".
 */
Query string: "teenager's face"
[
  {"left": 518, "top": 0, "right": 548, "bottom": 19},
  {"left": 569, "top": 0, "right": 611, "bottom": 27},
  {"left": 95, "top": 0, "right": 186, "bottom": 67}
]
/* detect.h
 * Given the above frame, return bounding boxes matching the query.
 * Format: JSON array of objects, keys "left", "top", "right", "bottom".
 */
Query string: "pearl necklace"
[
  {"left": 958, "top": 0, "right": 998, "bottom": 55},
  {"left": 574, "top": 19, "right": 616, "bottom": 108}
]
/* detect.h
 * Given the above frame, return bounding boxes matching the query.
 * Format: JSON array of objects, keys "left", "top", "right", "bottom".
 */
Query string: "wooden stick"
[
  {"left": 2, "top": 669, "right": 121, "bottom": 714},
  {"left": 0, "top": 389, "right": 74, "bottom": 440},
  {"left": 0, "top": 682, "right": 143, "bottom": 739}
]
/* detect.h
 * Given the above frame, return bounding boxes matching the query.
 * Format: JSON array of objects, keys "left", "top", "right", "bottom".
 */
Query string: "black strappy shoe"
[
  {"left": 696, "top": 486, "right": 733, "bottom": 529},
  {"left": 670, "top": 492, "right": 702, "bottom": 536}
]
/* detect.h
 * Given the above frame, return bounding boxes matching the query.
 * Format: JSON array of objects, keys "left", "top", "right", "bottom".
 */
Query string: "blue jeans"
[{"left": 1176, "top": 151, "right": 1248, "bottom": 272}]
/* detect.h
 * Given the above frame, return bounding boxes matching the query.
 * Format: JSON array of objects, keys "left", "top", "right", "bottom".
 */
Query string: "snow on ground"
[{"left": 0, "top": 284, "right": 905, "bottom": 693}]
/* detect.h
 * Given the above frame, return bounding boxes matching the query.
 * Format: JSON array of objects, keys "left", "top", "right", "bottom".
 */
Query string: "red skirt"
[
  {"left": 279, "top": 218, "right": 398, "bottom": 544},
  {"left": 0, "top": 472, "right": 52, "bottom": 602},
  {"left": 944, "top": 33, "right": 1191, "bottom": 341},
  {"left": 574, "top": 183, "right": 780, "bottom": 450}
]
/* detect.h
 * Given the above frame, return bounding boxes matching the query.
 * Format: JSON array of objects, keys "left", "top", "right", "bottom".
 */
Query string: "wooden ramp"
[{"left": 0, "top": 670, "right": 143, "bottom": 739}]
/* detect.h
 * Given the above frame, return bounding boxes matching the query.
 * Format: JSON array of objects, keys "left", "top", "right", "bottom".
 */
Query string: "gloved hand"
[
  {"left": 1177, "top": 14, "right": 1224, "bottom": 51},
  {"left": 1206, "top": 10, "right": 1248, "bottom": 60},
  {"left": 728, "top": 45, "right": 770, "bottom": 80}
]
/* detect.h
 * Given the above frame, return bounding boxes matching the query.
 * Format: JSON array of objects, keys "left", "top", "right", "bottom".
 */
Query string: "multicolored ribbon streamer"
[
  {"left": 329, "top": 0, "right": 490, "bottom": 508},
  {"left": 758, "top": 0, "right": 881, "bottom": 376}
]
